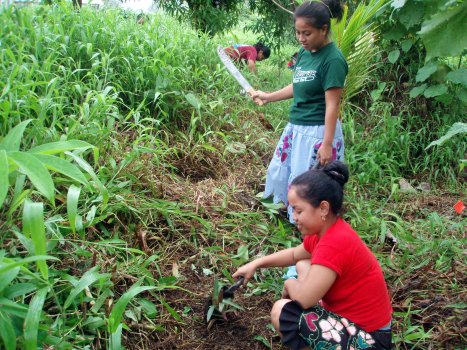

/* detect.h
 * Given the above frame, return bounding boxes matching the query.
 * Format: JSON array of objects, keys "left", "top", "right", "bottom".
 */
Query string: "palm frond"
[{"left": 331, "top": 0, "right": 389, "bottom": 104}]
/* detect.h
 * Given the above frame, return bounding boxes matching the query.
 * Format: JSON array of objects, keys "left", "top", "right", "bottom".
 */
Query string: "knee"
[{"left": 271, "top": 299, "right": 291, "bottom": 333}]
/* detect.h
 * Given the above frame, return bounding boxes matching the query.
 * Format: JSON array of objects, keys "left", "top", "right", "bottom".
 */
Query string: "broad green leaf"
[
  {"left": 446, "top": 68, "right": 467, "bottom": 87},
  {"left": 0, "top": 311, "right": 16, "bottom": 350},
  {"left": 184, "top": 93, "right": 201, "bottom": 110},
  {"left": 34, "top": 154, "right": 89, "bottom": 186},
  {"left": 67, "top": 185, "right": 81, "bottom": 234},
  {"left": 0, "top": 255, "right": 58, "bottom": 274},
  {"left": 409, "top": 84, "right": 427, "bottom": 98},
  {"left": 416, "top": 63, "right": 437, "bottom": 82},
  {"left": 426, "top": 122, "right": 467, "bottom": 149},
  {"left": 398, "top": 0, "right": 424, "bottom": 30},
  {"left": 390, "top": 0, "right": 406, "bottom": 9},
  {"left": 64, "top": 267, "right": 112, "bottom": 309},
  {"left": 0, "top": 150, "right": 8, "bottom": 208},
  {"left": 29, "top": 140, "right": 94, "bottom": 155},
  {"left": 388, "top": 50, "right": 400, "bottom": 64},
  {"left": 108, "top": 285, "right": 156, "bottom": 333},
  {"left": 0, "top": 119, "right": 32, "bottom": 152},
  {"left": 401, "top": 39, "right": 412, "bottom": 53},
  {"left": 423, "top": 84, "right": 448, "bottom": 98},
  {"left": 24, "top": 287, "right": 48, "bottom": 350},
  {"left": 9, "top": 152, "right": 55, "bottom": 205},
  {"left": 418, "top": 3, "right": 467, "bottom": 59},
  {"left": 23, "top": 201, "right": 48, "bottom": 280}
]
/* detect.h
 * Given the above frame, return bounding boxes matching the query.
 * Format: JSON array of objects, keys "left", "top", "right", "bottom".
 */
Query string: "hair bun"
[
  {"left": 323, "top": 0, "right": 344, "bottom": 21},
  {"left": 322, "top": 160, "right": 349, "bottom": 187}
]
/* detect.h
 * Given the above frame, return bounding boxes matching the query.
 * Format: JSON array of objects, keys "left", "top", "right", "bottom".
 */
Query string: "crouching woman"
[{"left": 233, "top": 161, "right": 392, "bottom": 349}]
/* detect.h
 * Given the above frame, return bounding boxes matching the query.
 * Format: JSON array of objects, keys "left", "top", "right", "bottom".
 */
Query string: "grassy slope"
[{"left": 0, "top": 4, "right": 465, "bottom": 350}]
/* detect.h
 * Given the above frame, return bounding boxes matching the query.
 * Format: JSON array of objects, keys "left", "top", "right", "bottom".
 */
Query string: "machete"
[{"left": 216, "top": 45, "right": 264, "bottom": 105}]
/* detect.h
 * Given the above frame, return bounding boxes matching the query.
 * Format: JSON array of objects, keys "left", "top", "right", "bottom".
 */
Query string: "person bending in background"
[
  {"left": 251, "top": 0, "right": 347, "bottom": 223},
  {"left": 224, "top": 42, "right": 271, "bottom": 74},
  {"left": 233, "top": 161, "right": 393, "bottom": 350}
]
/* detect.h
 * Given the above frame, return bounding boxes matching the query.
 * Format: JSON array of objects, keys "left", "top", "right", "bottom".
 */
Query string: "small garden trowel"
[{"left": 204, "top": 276, "right": 245, "bottom": 328}]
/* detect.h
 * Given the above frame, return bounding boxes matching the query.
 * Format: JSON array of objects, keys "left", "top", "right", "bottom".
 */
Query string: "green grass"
[{"left": 0, "top": 3, "right": 465, "bottom": 350}]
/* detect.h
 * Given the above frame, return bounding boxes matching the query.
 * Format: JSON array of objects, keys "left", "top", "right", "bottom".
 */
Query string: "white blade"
[{"left": 217, "top": 45, "right": 253, "bottom": 92}]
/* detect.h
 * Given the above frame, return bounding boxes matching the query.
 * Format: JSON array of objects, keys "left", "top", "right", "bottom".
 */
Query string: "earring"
[{"left": 321, "top": 215, "right": 326, "bottom": 221}]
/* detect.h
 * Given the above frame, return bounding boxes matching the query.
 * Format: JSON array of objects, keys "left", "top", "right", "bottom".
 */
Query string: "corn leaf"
[
  {"left": 9, "top": 152, "right": 55, "bottom": 205},
  {"left": 0, "top": 311, "right": 16, "bottom": 350},
  {"left": 0, "top": 150, "right": 8, "bottom": 208},
  {"left": 24, "top": 287, "right": 48, "bottom": 350},
  {"left": 64, "top": 267, "right": 111, "bottom": 309},
  {"left": 0, "top": 119, "right": 32, "bottom": 152},
  {"left": 28, "top": 140, "right": 94, "bottom": 155},
  {"left": 34, "top": 154, "right": 89, "bottom": 187},
  {"left": 22, "top": 201, "right": 48, "bottom": 280},
  {"left": 67, "top": 185, "right": 81, "bottom": 234},
  {"left": 108, "top": 284, "right": 156, "bottom": 333}
]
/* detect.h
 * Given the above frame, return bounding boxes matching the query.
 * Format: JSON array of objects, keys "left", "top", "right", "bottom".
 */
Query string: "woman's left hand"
[{"left": 317, "top": 143, "right": 333, "bottom": 165}]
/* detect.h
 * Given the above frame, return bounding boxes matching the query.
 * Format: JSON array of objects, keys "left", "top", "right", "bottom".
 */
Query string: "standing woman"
[{"left": 252, "top": 0, "right": 347, "bottom": 222}]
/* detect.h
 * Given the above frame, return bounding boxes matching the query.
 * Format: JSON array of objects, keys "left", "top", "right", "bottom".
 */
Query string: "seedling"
[{"left": 205, "top": 277, "right": 245, "bottom": 329}]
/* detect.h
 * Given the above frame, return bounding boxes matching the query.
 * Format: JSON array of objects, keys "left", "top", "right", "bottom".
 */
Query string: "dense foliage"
[{"left": 378, "top": 0, "right": 466, "bottom": 105}]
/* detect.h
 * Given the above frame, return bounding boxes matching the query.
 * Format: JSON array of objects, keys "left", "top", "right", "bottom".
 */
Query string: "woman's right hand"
[
  {"left": 250, "top": 90, "right": 269, "bottom": 105},
  {"left": 232, "top": 261, "right": 258, "bottom": 285}
]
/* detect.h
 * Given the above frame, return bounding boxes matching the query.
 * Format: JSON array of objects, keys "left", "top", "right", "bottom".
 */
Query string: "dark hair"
[
  {"left": 294, "top": 0, "right": 344, "bottom": 34},
  {"left": 254, "top": 42, "right": 271, "bottom": 59},
  {"left": 291, "top": 160, "right": 349, "bottom": 215}
]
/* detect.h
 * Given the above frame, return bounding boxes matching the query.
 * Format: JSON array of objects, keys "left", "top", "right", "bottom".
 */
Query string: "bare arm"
[
  {"left": 283, "top": 264, "right": 337, "bottom": 308},
  {"left": 247, "top": 59, "right": 257, "bottom": 75},
  {"left": 232, "top": 244, "right": 311, "bottom": 284},
  {"left": 317, "top": 87, "right": 342, "bottom": 165},
  {"left": 250, "top": 84, "right": 293, "bottom": 105}
]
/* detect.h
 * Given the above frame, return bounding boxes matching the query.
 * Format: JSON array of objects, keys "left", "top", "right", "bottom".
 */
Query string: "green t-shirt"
[{"left": 289, "top": 42, "right": 348, "bottom": 126}]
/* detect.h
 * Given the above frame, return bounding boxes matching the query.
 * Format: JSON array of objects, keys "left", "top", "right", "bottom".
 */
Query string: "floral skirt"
[
  {"left": 263, "top": 122, "right": 344, "bottom": 222},
  {"left": 279, "top": 301, "right": 392, "bottom": 350}
]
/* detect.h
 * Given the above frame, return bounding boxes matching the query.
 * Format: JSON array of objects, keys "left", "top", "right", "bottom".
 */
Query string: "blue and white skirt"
[{"left": 263, "top": 121, "right": 345, "bottom": 222}]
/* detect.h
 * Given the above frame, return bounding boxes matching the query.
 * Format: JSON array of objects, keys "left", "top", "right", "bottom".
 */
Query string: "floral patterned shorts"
[{"left": 279, "top": 301, "right": 392, "bottom": 350}]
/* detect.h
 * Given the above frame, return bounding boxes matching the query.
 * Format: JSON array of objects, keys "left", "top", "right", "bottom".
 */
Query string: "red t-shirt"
[
  {"left": 225, "top": 45, "right": 258, "bottom": 63},
  {"left": 303, "top": 218, "right": 392, "bottom": 332}
]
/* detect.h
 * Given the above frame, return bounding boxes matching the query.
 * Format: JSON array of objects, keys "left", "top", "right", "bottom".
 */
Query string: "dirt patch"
[
  {"left": 123, "top": 265, "right": 284, "bottom": 350},
  {"left": 396, "top": 192, "right": 465, "bottom": 221}
]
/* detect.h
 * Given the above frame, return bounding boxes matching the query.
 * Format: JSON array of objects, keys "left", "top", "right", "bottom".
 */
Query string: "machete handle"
[{"left": 247, "top": 89, "right": 264, "bottom": 106}]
